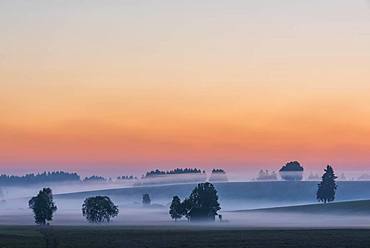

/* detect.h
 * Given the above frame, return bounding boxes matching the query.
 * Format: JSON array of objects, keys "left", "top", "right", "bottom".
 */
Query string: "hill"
[
  {"left": 56, "top": 181, "right": 370, "bottom": 203},
  {"left": 236, "top": 199, "right": 370, "bottom": 215}
]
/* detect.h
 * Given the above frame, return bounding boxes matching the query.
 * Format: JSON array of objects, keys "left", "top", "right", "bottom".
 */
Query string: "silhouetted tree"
[
  {"left": 142, "top": 193, "right": 151, "bottom": 205},
  {"left": 187, "top": 182, "right": 220, "bottom": 221},
  {"left": 317, "top": 165, "right": 337, "bottom": 204},
  {"left": 169, "top": 183, "right": 221, "bottom": 222},
  {"left": 189, "top": 182, "right": 220, "bottom": 211},
  {"left": 82, "top": 196, "right": 119, "bottom": 223},
  {"left": 279, "top": 161, "right": 304, "bottom": 181},
  {"left": 169, "top": 196, "right": 183, "bottom": 221},
  {"left": 28, "top": 188, "right": 57, "bottom": 225}
]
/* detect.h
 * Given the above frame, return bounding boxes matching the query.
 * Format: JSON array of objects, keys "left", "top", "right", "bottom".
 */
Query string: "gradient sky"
[{"left": 1, "top": 0, "right": 370, "bottom": 175}]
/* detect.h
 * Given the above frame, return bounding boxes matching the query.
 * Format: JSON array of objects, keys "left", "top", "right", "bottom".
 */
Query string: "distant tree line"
[
  {"left": 117, "top": 175, "right": 137, "bottom": 180},
  {"left": 209, "top": 169, "right": 228, "bottom": 182},
  {"left": 1, "top": 167, "right": 231, "bottom": 186},
  {"left": 211, "top": 169, "right": 226, "bottom": 174},
  {"left": 0, "top": 171, "right": 80, "bottom": 186},
  {"left": 0, "top": 171, "right": 140, "bottom": 186},
  {"left": 143, "top": 168, "right": 205, "bottom": 178},
  {"left": 83, "top": 175, "right": 107, "bottom": 183}
]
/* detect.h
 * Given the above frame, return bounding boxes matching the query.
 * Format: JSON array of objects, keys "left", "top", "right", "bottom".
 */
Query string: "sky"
[{"left": 0, "top": 0, "right": 370, "bottom": 175}]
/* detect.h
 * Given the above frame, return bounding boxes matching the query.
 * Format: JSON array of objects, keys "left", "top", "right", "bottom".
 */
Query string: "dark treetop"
[{"left": 279, "top": 161, "right": 304, "bottom": 172}]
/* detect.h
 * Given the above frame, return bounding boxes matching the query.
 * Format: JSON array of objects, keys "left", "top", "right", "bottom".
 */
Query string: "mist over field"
[{"left": 2, "top": 179, "right": 370, "bottom": 228}]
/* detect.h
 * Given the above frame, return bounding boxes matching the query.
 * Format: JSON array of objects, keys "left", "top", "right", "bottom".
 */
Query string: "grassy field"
[
  {"left": 238, "top": 199, "right": 370, "bottom": 215},
  {"left": 1, "top": 226, "right": 370, "bottom": 248}
]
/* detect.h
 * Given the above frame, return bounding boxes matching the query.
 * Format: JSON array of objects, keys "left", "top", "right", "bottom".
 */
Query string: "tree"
[
  {"left": 142, "top": 193, "right": 151, "bottom": 205},
  {"left": 168, "top": 183, "right": 221, "bottom": 222},
  {"left": 28, "top": 188, "right": 57, "bottom": 225},
  {"left": 82, "top": 196, "right": 119, "bottom": 223},
  {"left": 187, "top": 182, "right": 221, "bottom": 221},
  {"left": 189, "top": 182, "right": 220, "bottom": 211},
  {"left": 279, "top": 161, "right": 304, "bottom": 181},
  {"left": 317, "top": 165, "right": 337, "bottom": 204},
  {"left": 169, "top": 196, "right": 183, "bottom": 221}
]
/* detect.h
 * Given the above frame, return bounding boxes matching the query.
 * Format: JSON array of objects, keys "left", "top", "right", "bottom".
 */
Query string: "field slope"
[{"left": 235, "top": 199, "right": 370, "bottom": 215}]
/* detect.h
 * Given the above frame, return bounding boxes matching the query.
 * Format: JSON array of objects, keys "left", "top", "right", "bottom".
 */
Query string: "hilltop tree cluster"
[
  {"left": 117, "top": 175, "right": 137, "bottom": 180},
  {"left": 144, "top": 168, "right": 204, "bottom": 178},
  {"left": 83, "top": 175, "right": 108, "bottom": 183}
]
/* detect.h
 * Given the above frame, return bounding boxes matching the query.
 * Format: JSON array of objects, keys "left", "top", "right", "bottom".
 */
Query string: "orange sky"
[{"left": 1, "top": 1, "right": 370, "bottom": 173}]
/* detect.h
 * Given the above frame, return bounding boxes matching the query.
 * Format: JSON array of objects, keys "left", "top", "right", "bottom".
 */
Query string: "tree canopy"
[
  {"left": 279, "top": 161, "right": 304, "bottom": 181},
  {"left": 82, "top": 196, "right": 119, "bottom": 223},
  {"left": 28, "top": 188, "right": 57, "bottom": 225},
  {"left": 317, "top": 165, "right": 337, "bottom": 203},
  {"left": 189, "top": 182, "right": 221, "bottom": 212}
]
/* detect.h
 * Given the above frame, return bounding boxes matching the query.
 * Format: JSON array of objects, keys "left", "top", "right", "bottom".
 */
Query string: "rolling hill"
[{"left": 235, "top": 199, "right": 370, "bottom": 215}]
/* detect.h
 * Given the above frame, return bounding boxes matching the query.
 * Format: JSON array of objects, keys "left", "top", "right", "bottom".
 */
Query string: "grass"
[
  {"left": 1, "top": 226, "right": 370, "bottom": 248},
  {"left": 236, "top": 199, "right": 370, "bottom": 215}
]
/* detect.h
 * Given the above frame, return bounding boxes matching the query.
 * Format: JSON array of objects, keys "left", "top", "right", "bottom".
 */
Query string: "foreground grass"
[{"left": 1, "top": 226, "right": 370, "bottom": 248}]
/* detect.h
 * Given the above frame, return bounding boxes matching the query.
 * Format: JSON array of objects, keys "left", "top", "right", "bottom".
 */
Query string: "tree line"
[
  {"left": 0, "top": 168, "right": 228, "bottom": 186},
  {"left": 0, "top": 171, "right": 139, "bottom": 186},
  {"left": 0, "top": 171, "right": 80, "bottom": 186},
  {"left": 143, "top": 168, "right": 205, "bottom": 178}
]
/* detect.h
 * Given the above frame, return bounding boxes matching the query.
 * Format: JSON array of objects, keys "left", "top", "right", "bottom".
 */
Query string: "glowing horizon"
[{"left": 1, "top": 0, "right": 370, "bottom": 173}]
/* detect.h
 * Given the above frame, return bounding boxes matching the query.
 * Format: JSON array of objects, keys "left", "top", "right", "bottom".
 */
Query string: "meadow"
[{"left": 1, "top": 226, "right": 370, "bottom": 248}]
